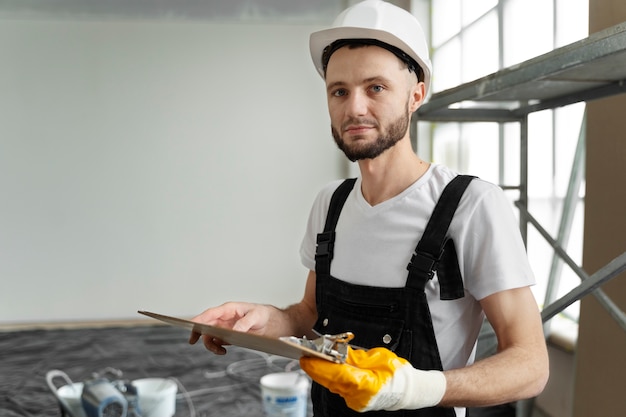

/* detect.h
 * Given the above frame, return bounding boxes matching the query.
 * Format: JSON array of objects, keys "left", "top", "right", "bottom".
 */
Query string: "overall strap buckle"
[
  {"left": 407, "top": 251, "right": 439, "bottom": 280},
  {"left": 406, "top": 251, "right": 439, "bottom": 290},
  {"left": 405, "top": 175, "right": 476, "bottom": 298},
  {"left": 315, "top": 178, "right": 357, "bottom": 276},
  {"left": 315, "top": 231, "right": 336, "bottom": 275}
]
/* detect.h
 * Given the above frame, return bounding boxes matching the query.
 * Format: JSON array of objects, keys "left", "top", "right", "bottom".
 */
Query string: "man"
[{"left": 189, "top": 1, "right": 549, "bottom": 416}]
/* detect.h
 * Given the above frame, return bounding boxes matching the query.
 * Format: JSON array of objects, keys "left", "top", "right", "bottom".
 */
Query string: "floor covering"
[{"left": 0, "top": 324, "right": 516, "bottom": 417}]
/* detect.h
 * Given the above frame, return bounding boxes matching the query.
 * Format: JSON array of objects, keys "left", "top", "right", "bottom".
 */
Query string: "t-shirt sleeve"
[{"left": 459, "top": 183, "right": 536, "bottom": 300}]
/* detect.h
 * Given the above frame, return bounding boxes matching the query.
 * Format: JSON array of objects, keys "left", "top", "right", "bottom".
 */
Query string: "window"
[{"left": 425, "top": 0, "right": 589, "bottom": 328}]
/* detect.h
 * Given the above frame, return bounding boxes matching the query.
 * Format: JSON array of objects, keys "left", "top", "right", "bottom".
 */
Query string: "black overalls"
[{"left": 311, "top": 175, "right": 475, "bottom": 417}]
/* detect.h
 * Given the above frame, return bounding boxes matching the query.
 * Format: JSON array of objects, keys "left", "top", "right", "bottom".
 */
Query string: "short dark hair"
[{"left": 321, "top": 38, "right": 425, "bottom": 83}]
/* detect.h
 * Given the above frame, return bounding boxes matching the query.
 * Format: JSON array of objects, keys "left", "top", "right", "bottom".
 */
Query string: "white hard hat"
[{"left": 310, "top": 0, "right": 432, "bottom": 95}]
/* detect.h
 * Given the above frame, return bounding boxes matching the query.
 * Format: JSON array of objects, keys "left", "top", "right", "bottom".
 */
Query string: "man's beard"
[{"left": 331, "top": 111, "right": 410, "bottom": 162}]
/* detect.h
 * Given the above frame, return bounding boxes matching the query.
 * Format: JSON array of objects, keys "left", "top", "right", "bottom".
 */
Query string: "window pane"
[
  {"left": 432, "top": 37, "right": 461, "bottom": 92},
  {"left": 463, "top": 123, "right": 499, "bottom": 181},
  {"left": 527, "top": 110, "right": 554, "bottom": 199},
  {"left": 556, "top": 0, "right": 588, "bottom": 46},
  {"left": 503, "top": 123, "right": 521, "bottom": 185},
  {"left": 554, "top": 103, "right": 586, "bottom": 197},
  {"left": 462, "top": 0, "right": 497, "bottom": 27},
  {"left": 432, "top": 123, "right": 461, "bottom": 169},
  {"left": 432, "top": 0, "right": 461, "bottom": 47},
  {"left": 503, "top": 0, "right": 554, "bottom": 67},
  {"left": 461, "top": 10, "right": 499, "bottom": 82}
]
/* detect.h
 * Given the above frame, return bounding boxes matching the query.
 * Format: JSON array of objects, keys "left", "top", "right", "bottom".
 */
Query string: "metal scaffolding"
[
  {"left": 413, "top": 20, "right": 626, "bottom": 415},
  {"left": 415, "top": 18, "right": 626, "bottom": 329}
]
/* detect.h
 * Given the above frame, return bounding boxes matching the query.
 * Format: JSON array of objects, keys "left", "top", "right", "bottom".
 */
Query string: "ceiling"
[{"left": 0, "top": 0, "right": 353, "bottom": 24}]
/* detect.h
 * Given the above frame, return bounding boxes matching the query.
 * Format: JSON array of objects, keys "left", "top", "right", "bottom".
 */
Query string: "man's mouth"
[{"left": 344, "top": 125, "right": 374, "bottom": 135}]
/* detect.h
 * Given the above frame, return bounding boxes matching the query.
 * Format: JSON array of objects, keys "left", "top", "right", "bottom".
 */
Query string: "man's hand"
[
  {"left": 188, "top": 302, "right": 273, "bottom": 355},
  {"left": 299, "top": 346, "right": 446, "bottom": 412}
]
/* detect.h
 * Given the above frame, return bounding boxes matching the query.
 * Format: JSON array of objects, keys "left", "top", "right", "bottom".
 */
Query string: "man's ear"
[{"left": 409, "top": 81, "right": 426, "bottom": 113}]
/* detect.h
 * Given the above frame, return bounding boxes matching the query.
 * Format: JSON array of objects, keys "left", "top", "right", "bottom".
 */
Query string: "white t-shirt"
[{"left": 299, "top": 164, "right": 535, "bottom": 373}]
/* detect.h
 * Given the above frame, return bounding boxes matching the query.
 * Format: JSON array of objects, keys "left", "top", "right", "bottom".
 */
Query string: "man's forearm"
[
  {"left": 267, "top": 301, "right": 317, "bottom": 339},
  {"left": 274, "top": 271, "right": 318, "bottom": 338},
  {"left": 439, "top": 344, "right": 549, "bottom": 408}
]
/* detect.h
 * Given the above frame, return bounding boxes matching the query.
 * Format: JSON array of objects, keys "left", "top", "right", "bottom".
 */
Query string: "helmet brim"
[{"left": 309, "top": 26, "right": 431, "bottom": 95}]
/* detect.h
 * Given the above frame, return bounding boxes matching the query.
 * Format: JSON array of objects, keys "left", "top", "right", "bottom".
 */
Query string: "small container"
[
  {"left": 132, "top": 378, "right": 177, "bottom": 417},
  {"left": 46, "top": 370, "right": 87, "bottom": 417},
  {"left": 260, "top": 372, "right": 310, "bottom": 417}
]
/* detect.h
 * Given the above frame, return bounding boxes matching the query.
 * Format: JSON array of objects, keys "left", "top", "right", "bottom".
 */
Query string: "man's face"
[{"left": 325, "top": 45, "right": 421, "bottom": 162}]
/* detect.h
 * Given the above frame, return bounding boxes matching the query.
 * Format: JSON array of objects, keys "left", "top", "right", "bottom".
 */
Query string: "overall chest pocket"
[{"left": 313, "top": 299, "right": 408, "bottom": 353}]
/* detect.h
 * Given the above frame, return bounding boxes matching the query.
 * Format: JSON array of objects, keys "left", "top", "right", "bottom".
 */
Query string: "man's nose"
[{"left": 345, "top": 90, "right": 368, "bottom": 117}]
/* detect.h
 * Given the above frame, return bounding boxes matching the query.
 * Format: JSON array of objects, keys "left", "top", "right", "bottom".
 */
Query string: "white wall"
[{"left": 0, "top": 17, "right": 343, "bottom": 324}]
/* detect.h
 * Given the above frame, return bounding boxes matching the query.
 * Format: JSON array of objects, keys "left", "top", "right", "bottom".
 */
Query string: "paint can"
[{"left": 260, "top": 372, "right": 310, "bottom": 417}]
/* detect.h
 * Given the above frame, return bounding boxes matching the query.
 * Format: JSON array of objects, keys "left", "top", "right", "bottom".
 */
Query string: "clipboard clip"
[{"left": 282, "top": 332, "right": 355, "bottom": 363}]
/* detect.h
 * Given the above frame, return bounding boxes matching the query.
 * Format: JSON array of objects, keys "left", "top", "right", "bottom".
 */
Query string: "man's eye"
[
  {"left": 333, "top": 89, "right": 347, "bottom": 97},
  {"left": 371, "top": 85, "right": 384, "bottom": 93}
]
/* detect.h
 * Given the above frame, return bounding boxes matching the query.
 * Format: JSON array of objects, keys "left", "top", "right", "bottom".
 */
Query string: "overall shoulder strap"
[
  {"left": 315, "top": 178, "right": 357, "bottom": 276},
  {"left": 406, "top": 175, "right": 476, "bottom": 299}
]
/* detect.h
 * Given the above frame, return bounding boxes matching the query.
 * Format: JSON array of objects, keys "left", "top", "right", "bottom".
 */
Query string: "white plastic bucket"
[
  {"left": 260, "top": 372, "right": 310, "bottom": 417},
  {"left": 56, "top": 382, "right": 87, "bottom": 417},
  {"left": 46, "top": 370, "right": 87, "bottom": 417},
  {"left": 132, "top": 378, "right": 177, "bottom": 417}
]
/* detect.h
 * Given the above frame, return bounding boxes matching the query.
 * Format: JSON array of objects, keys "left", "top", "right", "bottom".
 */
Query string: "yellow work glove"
[{"left": 299, "top": 346, "right": 446, "bottom": 412}]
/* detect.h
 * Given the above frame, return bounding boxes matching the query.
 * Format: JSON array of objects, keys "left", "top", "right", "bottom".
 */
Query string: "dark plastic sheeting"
[
  {"left": 0, "top": 324, "right": 513, "bottom": 417},
  {"left": 0, "top": 324, "right": 309, "bottom": 417}
]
